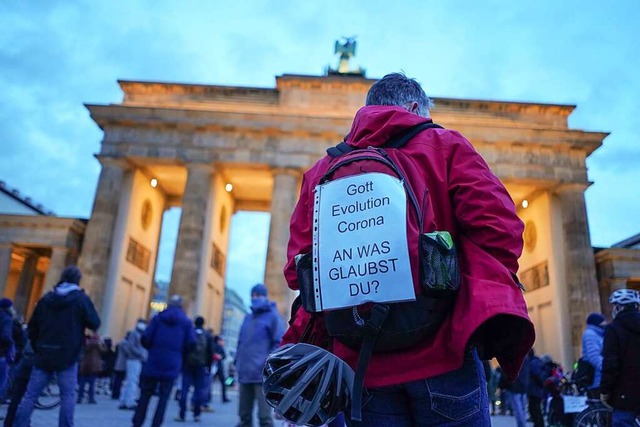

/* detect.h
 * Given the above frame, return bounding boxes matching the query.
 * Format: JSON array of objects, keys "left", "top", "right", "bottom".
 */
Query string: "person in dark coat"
[
  {"left": 212, "top": 335, "right": 230, "bottom": 403},
  {"left": 77, "top": 331, "right": 105, "bottom": 404},
  {"left": 0, "top": 298, "right": 15, "bottom": 399},
  {"left": 13, "top": 265, "right": 100, "bottom": 427},
  {"left": 111, "top": 335, "right": 129, "bottom": 400},
  {"left": 4, "top": 338, "right": 34, "bottom": 427},
  {"left": 235, "top": 284, "right": 284, "bottom": 427},
  {"left": 131, "top": 295, "right": 195, "bottom": 427},
  {"left": 99, "top": 337, "right": 115, "bottom": 396},
  {"left": 176, "top": 316, "right": 213, "bottom": 422},
  {"left": 600, "top": 289, "right": 640, "bottom": 426},
  {"left": 527, "top": 349, "right": 546, "bottom": 427}
]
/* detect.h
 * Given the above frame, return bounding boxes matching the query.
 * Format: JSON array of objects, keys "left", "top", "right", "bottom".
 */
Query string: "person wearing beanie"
[
  {"left": 0, "top": 297, "right": 14, "bottom": 400},
  {"left": 14, "top": 265, "right": 100, "bottom": 427},
  {"left": 580, "top": 312, "right": 606, "bottom": 397},
  {"left": 235, "top": 284, "right": 284, "bottom": 427},
  {"left": 176, "top": 316, "right": 214, "bottom": 421},
  {"left": 250, "top": 284, "right": 268, "bottom": 297}
]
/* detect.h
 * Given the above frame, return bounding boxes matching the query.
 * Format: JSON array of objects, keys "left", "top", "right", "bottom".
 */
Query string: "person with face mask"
[
  {"left": 119, "top": 319, "right": 148, "bottom": 410},
  {"left": 235, "top": 284, "right": 285, "bottom": 427}
]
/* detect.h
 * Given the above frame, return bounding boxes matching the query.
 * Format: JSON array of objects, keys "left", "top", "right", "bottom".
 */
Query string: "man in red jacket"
[{"left": 281, "top": 73, "right": 534, "bottom": 426}]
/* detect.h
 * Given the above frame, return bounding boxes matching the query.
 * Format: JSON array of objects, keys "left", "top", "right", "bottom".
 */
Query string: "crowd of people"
[
  {"left": 480, "top": 288, "right": 640, "bottom": 427},
  {"left": 0, "top": 266, "right": 259, "bottom": 427}
]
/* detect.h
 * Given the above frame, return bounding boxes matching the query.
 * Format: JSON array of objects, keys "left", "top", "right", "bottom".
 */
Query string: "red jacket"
[{"left": 281, "top": 105, "right": 535, "bottom": 387}]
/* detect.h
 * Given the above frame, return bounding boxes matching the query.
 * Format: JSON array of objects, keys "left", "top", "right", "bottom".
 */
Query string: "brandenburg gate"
[{"left": 78, "top": 73, "right": 607, "bottom": 370}]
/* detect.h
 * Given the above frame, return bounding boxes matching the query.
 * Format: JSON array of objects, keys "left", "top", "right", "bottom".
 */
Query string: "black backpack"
[
  {"left": 572, "top": 357, "right": 595, "bottom": 389},
  {"left": 187, "top": 332, "right": 208, "bottom": 368},
  {"left": 295, "top": 122, "right": 461, "bottom": 421}
]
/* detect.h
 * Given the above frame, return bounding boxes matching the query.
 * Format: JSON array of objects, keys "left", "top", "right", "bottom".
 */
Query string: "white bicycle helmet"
[
  {"left": 262, "top": 343, "right": 354, "bottom": 426},
  {"left": 608, "top": 289, "right": 640, "bottom": 305}
]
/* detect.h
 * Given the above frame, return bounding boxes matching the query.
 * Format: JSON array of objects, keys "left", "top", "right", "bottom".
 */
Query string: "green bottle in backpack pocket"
[{"left": 419, "top": 231, "right": 460, "bottom": 294}]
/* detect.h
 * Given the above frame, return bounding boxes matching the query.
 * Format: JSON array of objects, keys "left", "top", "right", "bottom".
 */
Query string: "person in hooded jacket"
[
  {"left": 119, "top": 319, "right": 148, "bottom": 410},
  {"left": 13, "top": 265, "right": 100, "bottom": 427},
  {"left": 281, "top": 72, "right": 534, "bottom": 426},
  {"left": 235, "top": 284, "right": 285, "bottom": 427},
  {"left": 132, "top": 295, "right": 195, "bottom": 427},
  {"left": 580, "top": 312, "right": 606, "bottom": 398},
  {"left": 600, "top": 289, "right": 640, "bottom": 426}
]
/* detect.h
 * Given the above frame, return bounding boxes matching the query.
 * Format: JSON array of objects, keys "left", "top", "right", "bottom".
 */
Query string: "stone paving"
[{"left": 0, "top": 385, "right": 528, "bottom": 426}]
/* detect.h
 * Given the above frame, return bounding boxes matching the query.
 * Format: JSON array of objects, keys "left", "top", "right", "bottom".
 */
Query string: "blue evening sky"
[{"left": 1, "top": 1, "right": 638, "bottom": 305}]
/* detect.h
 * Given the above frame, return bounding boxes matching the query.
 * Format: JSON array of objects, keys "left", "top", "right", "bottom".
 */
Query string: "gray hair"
[{"left": 365, "top": 72, "right": 433, "bottom": 117}]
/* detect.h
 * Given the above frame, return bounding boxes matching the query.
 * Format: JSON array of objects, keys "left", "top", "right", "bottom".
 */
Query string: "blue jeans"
[
  {"left": 0, "top": 357, "right": 8, "bottom": 399},
  {"left": 14, "top": 363, "right": 78, "bottom": 427},
  {"left": 179, "top": 366, "right": 207, "bottom": 418},
  {"left": 506, "top": 391, "right": 527, "bottom": 427},
  {"left": 349, "top": 349, "right": 490, "bottom": 426},
  {"left": 612, "top": 409, "right": 639, "bottom": 426}
]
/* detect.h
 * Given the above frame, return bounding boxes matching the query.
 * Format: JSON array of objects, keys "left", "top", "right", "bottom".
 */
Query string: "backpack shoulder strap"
[
  {"left": 350, "top": 304, "right": 389, "bottom": 422},
  {"left": 383, "top": 121, "right": 443, "bottom": 149},
  {"left": 326, "top": 141, "right": 354, "bottom": 158},
  {"left": 326, "top": 122, "right": 443, "bottom": 158}
]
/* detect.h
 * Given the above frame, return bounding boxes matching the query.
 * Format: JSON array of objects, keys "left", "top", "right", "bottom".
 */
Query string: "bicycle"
[
  {"left": 2, "top": 365, "right": 61, "bottom": 410},
  {"left": 573, "top": 398, "right": 612, "bottom": 427},
  {"left": 35, "top": 375, "right": 61, "bottom": 410},
  {"left": 545, "top": 372, "right": 582, "bottom": 427}
]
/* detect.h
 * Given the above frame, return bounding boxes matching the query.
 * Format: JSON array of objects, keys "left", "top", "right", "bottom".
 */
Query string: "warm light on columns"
[
  {"left": 225, "top": 183, "right": 233, "bottom": 192},
  {"left": 522, "top": 199, "right": 529, "bottom": 208},
  {"left": 150, "top": 178, "right": 158, "bottom": 188}
]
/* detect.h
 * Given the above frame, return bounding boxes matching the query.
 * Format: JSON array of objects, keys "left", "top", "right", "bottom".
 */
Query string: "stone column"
[
  {"left": 14, "top": 253, "right": 38, "bottom": 317},
  {"left": 0, "top": 244, "right": 13, "bottom": 296},
  {"left": 170, "top": 164, "right": 213, "bottom": 311},
  {"left": 77, "top": 157, "right": 128, "bottom": 312},
  {"left": 555, "top": 183, "right": 600, "bottom": 359},
  {"left": 264, "top": 168, "right": 301, "bottom": 318},
  {"left": 43, "top": 246, "right": 69, "bottom": 293}
]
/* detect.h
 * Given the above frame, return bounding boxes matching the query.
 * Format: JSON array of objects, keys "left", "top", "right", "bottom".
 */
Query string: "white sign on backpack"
[{"left": 312, "top": 172, "right": 415, "bottom": 311}]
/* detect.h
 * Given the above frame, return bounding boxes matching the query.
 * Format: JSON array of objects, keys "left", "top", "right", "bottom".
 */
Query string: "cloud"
[{"left": 1, "top": 0, "right": 639, "bottom": 300}]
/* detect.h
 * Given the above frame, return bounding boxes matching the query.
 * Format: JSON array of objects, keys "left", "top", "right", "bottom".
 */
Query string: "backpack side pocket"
[
  {"left": 295, "top": 252, "right": 317, "bottom": 312},
  {"left": 419, "top": 231, "right": 460, "bottom": 294}
]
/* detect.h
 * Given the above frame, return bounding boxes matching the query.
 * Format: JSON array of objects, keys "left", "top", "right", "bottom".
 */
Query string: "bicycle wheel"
[
  {"left": 573, "top": 406, "right": 612, "bottom": 427},
  {"left": 35, "top": 381, "right": 61, "bottom": 410}
]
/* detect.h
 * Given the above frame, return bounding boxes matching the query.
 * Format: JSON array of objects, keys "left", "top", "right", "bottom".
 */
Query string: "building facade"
[
  {"left": 0, "top": 181, "right": 86, "bottom": 319},
  {"left": 0, "top": 72, "right": 634, "bottom": 370}
]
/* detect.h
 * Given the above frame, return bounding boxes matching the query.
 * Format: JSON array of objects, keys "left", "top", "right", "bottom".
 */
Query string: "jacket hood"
[
  {"left": 158, "top": 306, "right": 186, "bottom": 326},
  {"left": 250, "top": 298, "right": 275, "bottom": 314},
  {"left": 586, "top": 323, "right": 605, "bottom": 336},
  {"left": 616, "top": 310, "right": 640, "bottom": 334},
  {"left": 44, "top": 285, "right": 85, "bottom": 310},
  {"left": 345, "top": 106, "right": 432, "bottom": 148}
]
